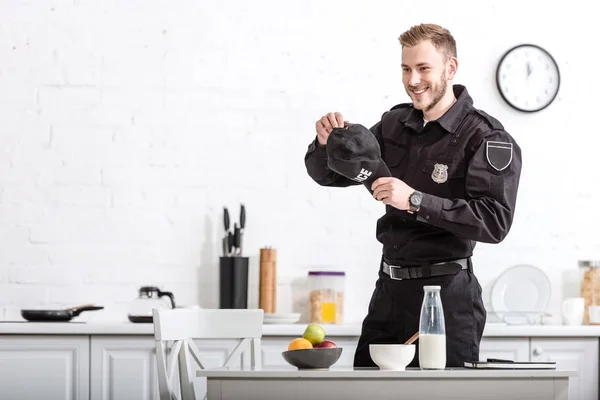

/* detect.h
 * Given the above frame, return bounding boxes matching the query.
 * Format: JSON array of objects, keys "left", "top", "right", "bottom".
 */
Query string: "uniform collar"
[{"left": 402, "top": 84, "right": 473, "bottom": 133}]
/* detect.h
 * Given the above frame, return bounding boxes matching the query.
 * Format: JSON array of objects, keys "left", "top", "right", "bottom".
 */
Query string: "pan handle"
[{"left": 67, "top": 304, "right": 105, "bottom": 316}]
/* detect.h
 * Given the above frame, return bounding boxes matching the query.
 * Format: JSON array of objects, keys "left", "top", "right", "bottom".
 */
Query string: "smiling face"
[{"left": 401, "top": 40, "right": 456, "bottom": 114}]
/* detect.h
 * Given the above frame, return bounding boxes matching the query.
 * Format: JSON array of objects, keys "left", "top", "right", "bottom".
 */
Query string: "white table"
[{"left": 197, "top": 367, "right": 576, "bottom": 400}]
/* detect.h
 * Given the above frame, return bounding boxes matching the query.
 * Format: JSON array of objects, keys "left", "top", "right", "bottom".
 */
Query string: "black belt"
[{"left": 382, "top": 258, "right": 471, "bottom": 280}]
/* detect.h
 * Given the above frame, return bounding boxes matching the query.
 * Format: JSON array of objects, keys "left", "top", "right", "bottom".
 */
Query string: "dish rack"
[{"left": 489, "top": 311, "right": 552, "bottom": 325}]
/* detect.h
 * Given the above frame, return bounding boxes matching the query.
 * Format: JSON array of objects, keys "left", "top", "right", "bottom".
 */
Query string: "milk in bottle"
[{"left": 418, "top": 285, "right": 446, "bottom": 369}]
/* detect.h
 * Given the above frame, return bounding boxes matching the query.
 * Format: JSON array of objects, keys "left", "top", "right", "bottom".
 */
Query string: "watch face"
[
  {"left": 496, "top": 44, "right": 560, "bottom": 112},
  {"left": 411, "top": 192, "right": 423, "bottom": 205}
]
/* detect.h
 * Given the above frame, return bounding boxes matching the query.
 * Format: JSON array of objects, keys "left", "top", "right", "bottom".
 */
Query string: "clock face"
[{"left": 496, "top": 44, "right": 560, "bottom": 112}]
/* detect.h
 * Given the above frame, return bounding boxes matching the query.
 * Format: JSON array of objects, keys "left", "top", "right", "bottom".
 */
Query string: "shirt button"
[
  {"left": 426, "top": 215, "right": 431, "bottom": 220},
  {"left": 409, "top": 163, "right": 413, "bottom": 168},
  {"left": 393, "top": 245, "right": 398, "bottom": 249}
]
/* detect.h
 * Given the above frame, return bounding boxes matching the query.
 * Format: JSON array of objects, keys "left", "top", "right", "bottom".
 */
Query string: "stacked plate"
[
  {"left": 490, "top": 264, "right": 551, "bottom": 324},
  {"left": 263, "top": 313, "right": 301, "bottom": 324}
]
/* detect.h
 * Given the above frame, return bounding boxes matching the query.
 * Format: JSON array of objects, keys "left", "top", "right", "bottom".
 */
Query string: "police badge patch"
[
  {"left": 431, "top": 163, "right": 448, "bottom": 184},
  {"left": 486, "top": 141, "right": 513, "bottom": 171}
]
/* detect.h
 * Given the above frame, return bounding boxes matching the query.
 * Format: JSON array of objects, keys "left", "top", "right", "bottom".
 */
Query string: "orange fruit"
[{"left": 288, "top": 338, "right": 313, "bottom": 351}]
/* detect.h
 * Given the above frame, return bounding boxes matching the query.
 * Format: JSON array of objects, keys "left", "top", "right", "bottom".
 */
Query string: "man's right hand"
[{"left": 315, "top": 112, "right": 346, "bottom": 146}]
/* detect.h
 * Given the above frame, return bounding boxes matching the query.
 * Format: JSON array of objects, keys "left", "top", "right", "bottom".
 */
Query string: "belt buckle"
[{"left": 388, "top": 265, "right": 404, "bottom": 280}]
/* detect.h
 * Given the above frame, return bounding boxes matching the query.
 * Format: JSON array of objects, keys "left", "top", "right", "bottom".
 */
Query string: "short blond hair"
[{"left": 399, "top": 23, "right": 457, "bottom": 60}]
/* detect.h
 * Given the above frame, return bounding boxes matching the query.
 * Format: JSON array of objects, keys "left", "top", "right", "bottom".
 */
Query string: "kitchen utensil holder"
[{"left": 219, "top": 256, "right": 249, "bottom": 309}]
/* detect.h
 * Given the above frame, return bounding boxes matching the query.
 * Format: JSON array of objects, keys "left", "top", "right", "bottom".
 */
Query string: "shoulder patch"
[
  {"left": 474, "top": 108, "right": 504, "bottom": 130},
  {"left": 486, "top": 141, "right": 513, "bottom": 171}
]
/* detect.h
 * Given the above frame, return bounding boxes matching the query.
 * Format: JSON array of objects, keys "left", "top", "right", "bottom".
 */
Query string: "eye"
[
  {"left": 420, "top": 67, "right": 430, "bottom": 72},
  {"left": 402, "top": 67, "right": 410, "bottom": 73}
]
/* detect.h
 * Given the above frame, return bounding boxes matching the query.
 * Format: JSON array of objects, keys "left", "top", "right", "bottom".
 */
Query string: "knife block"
[{"left": 219, "top": 256, "right": 249, "bottom": 309}]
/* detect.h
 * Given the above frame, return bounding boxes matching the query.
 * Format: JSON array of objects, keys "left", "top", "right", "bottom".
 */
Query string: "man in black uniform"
[{"left": 304, "top": 23, "right": 522, "bottom": 368}]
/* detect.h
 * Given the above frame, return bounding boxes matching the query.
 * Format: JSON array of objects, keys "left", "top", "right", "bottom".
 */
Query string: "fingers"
[
  {"left": 316, "top": 119, "right": 328, "bottom": 136},
  {"left": 316, "top": 112, "right": 345, "bottom": 146},
  {"left": 371, "top": 177, "right": 392, "bottom": 191},
  {"left": 373, "top": 188, "right": 390, "bottom": 202}
]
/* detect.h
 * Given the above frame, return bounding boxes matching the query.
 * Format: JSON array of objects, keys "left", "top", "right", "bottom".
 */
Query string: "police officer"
[{"left": 304, "top": 23, "right": 522, "bottom": 368}]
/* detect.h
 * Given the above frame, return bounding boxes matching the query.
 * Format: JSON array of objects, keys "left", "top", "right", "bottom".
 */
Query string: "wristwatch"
[{"left": 408, "top": 190, "right": 423, "bottom": 213}]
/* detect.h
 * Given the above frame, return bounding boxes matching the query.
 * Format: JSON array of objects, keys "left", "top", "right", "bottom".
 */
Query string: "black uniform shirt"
[{"left": 304, "top": 85, "right": 522, "bottom": 264}]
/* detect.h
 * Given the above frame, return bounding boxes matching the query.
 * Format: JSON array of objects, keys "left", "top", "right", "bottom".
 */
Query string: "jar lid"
[
  {"left": 578, "top": 260, "right": 600, "bottom": 268},
  {"left": 308, "top": 271, "right": 345, "bottom": 276},
  {"left": 423, "top": 285, "right": 441, "bottom": 290}
]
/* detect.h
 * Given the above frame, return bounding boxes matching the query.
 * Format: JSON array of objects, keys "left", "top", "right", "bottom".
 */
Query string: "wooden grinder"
[{"left": 259, "top": 247, "right": 277, "bottom": 314}]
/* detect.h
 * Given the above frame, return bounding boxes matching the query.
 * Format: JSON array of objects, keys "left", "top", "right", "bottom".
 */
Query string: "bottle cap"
[{"left": 423, "top": 285, "right": 441, "bottom": 290}]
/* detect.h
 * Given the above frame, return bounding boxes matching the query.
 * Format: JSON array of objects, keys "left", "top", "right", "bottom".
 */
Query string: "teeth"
[{"left": 413, "top": 88, "right": 427, "bottom": 94}]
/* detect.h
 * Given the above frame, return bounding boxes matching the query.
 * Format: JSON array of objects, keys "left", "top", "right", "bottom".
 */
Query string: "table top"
[{"left": 196, "top": 366, "right": 577, "bottom": 379}]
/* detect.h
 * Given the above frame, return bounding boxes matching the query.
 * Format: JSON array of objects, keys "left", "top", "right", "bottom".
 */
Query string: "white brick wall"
[{"left": 0, "top": 0, "right": 598, "bottom": 324}]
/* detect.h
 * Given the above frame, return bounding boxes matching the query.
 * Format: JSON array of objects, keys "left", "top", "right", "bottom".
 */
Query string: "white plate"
[
  {"left": 491, "top": 264, "right": 551, "bottom": 319},
  {"left": 263, "top": 313, "right": 301, "bottom": 324}
]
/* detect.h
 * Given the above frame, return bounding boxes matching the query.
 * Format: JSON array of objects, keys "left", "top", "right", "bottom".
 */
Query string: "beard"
[{"left": 409, "top": 70, "right": 448, "bottom": 112}]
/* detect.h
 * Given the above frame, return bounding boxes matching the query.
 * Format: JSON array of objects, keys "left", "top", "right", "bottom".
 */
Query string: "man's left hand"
[{"left": 371, "top": 177, "right": 414, "bottom": 210}]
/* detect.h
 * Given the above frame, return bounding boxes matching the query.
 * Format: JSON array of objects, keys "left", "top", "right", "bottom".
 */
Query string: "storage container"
[
  {"left": 579, "top": 260, "right": 600, "bottom": 324},
  {"left": 308, "top": 271, "right": 345, "bottom": 324}
]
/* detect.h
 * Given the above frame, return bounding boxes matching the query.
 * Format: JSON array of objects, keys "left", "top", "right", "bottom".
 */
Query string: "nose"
[{"left": 407, "top": 71, "right": 421, "bottom": 87}]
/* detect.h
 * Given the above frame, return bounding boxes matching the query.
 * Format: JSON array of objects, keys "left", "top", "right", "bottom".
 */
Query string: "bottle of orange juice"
[{"left": 308, "top": 271, "right": 345, "bottom": 324}]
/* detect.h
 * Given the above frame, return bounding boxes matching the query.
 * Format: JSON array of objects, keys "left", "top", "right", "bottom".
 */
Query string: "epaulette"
[
  {"left": 389, "top": 103, "right": 413, "bottom": 111},
  {"left": 473, "top": 108, "right": 505, "bottom": 130}
]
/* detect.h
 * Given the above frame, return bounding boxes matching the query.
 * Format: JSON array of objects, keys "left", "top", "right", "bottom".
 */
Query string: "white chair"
[{"left": 153, "top": 308, "right": 264, "bottom": 400}]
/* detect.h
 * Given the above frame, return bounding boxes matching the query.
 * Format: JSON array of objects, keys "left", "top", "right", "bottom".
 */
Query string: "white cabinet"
[
  {"left": 90, "top": 336, "right": 159, "bottom": 400},
  {"left": 90, "top": 336, "right": 241, "bottom": 400},
  {"left": 530, "top": 338, "right": 599, "bottom": 400},
  {"left": 0, "top": 335, "right": 89, "bottom": 400},
  {"left": 0, "top": 332, "right": 597, "bottom": 400},
  {"left": 479, "top": 338, "right": 530, "bottom": 362}
]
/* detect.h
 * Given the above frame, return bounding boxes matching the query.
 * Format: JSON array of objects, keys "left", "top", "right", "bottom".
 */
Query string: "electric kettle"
[{"left": 128, "top": 286, "right": 176, "bottom": 323}]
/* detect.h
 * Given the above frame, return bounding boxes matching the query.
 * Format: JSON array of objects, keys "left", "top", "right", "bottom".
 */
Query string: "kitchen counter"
[
  {"left": 197, "top": 366, "right": 577, "bottom": 378},
  {"left": 198, "top": 366, "right": 575, "bottom": 400},
  {"left": 2, "top": 321, "right": 600, "bottom": 336}
]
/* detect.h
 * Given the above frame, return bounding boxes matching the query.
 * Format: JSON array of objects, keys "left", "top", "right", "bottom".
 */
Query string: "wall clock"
[{"left": 496, "top": 44, "right": 560, "bottom": 112}]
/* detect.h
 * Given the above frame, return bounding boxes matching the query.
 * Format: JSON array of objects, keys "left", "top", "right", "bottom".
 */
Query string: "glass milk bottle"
[{"left": 419, "top": 285, "right": 446, "bottom": 370}]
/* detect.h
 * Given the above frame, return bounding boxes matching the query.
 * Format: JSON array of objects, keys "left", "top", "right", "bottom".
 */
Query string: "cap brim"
[
  {"left": 361, "top": 159, "right": 392, "bottom": 194},
  {"left": 327, "top": 157, "right": 392, "bottom": 194}
]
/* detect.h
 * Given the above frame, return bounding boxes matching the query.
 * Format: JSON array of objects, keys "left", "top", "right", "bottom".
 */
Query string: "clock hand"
[{"left": 526, "top": 62, "right": 532, "bottom": 78}]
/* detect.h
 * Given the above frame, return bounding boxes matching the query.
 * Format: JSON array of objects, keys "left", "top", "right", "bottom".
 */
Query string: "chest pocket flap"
[{"left": 382, "top": 139, "right": 407, "bottom": 167}]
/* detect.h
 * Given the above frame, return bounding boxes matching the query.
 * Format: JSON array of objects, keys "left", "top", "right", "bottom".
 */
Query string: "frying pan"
[{"left": 21, "top": 304, "right": 104, "bottom": 322}]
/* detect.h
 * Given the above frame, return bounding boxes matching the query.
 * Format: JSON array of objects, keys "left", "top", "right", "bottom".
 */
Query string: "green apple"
[{"left": 302, "top": 324, "right": 326, "bottom": 346}]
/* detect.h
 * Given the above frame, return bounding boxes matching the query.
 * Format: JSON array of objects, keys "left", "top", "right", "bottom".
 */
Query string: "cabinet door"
[
  {"left": 530, "top": 338, "right": 598, "bottom": 400},
  {"left": 0, "top": 335, "right": 89, "bottom": 400},
  {"left": 261, "top": 337, "right": 358, "bottom": 369},
  {"left": 478, "top": 337, "right": 530, "bottom": 362},
  {"left": 90, "top": 336, "right": 159, "bottom": 400}
]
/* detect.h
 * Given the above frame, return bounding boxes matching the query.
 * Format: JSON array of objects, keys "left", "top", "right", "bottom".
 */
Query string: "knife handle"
[
  {"left": 240, "top": 204, "right": 246, "bottom": 230},
  {"left": 224, "top": 207, "right": 230, "bottom": 231}
]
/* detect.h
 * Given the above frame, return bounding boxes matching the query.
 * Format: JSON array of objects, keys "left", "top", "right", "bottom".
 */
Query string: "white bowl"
[{"left": 369, "top": 344, "right": 415, "bottom": 371}]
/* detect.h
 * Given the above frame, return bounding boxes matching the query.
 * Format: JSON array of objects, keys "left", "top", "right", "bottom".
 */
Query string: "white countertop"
[
  {"left": 1, "top": 321, "right": 600, "bottom": 337},
  {"left": 196, "top": 366, "right": 577, "bottom": 379}
]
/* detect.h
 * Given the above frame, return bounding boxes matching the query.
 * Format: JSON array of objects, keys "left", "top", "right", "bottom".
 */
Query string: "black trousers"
[{"left": 353, "top": 262, "right": 486, "bottom": 368}]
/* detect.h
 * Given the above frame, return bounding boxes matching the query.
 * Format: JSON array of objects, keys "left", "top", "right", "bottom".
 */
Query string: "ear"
[{"left": 446, "top": 57, "right": 458, "bottom": 80}]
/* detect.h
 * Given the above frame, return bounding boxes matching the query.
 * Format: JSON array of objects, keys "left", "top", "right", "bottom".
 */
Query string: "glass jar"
[
  {"left": 419, "top": 285, "right": 446, "bottom": 370},
  {"left": 308, "top": 271, "right": 345, "bottom": 324},
  {"left": 579, "top": 260, "right": 600, "bottom": 325}
]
